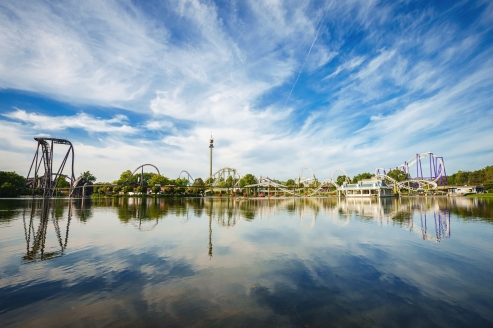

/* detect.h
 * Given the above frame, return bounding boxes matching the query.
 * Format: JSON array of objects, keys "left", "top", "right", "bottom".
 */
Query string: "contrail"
[{"left": 281, "top": 0, "right": 334, "bottom": 111}]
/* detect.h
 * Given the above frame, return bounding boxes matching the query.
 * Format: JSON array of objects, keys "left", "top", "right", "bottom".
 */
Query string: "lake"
[{"left": 1, "top": 196, "right": 493, "bottom": 327}]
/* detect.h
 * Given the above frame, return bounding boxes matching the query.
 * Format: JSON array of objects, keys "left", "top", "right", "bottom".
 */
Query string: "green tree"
[
  {"left": 239, "top": 174, "right": 257, "bottom": 187},
  {"left": 286, "top": 179, "right": 296, "bottom": 186},
  {"left": 225, "top": 176, "right": 234, "bottom": 187},
  {"left": 387, "top": 169, "right": 408, "bottom": 182},
  {"left": 151, "top": 186, "right": 161, "bottom": 194},
  {"left": 216, "top": 179, "right": 227, "bottom": 188},
  {"left": 136, "top": 172, "right": 157, "bottom": 186},
  {"left": 148, "top": 174, "right": 170, "bottom": 187},
  {"left": 352, "top": 172, "right": 374, "bottom": 183},
  {"left": 484, "top": 180, "right": 493, "bottom": 192},
  {"left": 56, "top": 175, "right": 70, "bottom": 188},
  {"left": 468, "top": 171, "right": 481, "bottom": 184},
  {"left": 453, "top": 170, "right": 468, "bottom": 185},
  {"left": 173, "top": 177, "right": 189, "bottom": 187},
  {"left": 113, "top": 186, "right": 121, "bottom": 193},
  {"left": 336, "top": 175, "right": 350, "bottom": 186},
  {"left": 0, "top": 171, "right": 25, "bottom": 197},
  {"left": 193, "top": 178, "right": 205, "bottom": 187},
  {"left": 116, "top": 170, "right": 137, "bottom": 185},
  {"left": 163, "top": 186, "right": 174, "bottom": 194},
  {"left": 122, "top": 186, "right": 132, "bottom": 194},
  {"left": 81, "top": 171, "right": 97, "bottom": 183}
]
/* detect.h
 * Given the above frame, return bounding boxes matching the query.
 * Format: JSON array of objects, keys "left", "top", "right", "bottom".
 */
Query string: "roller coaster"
[
  {"left": 24, "top": 136, "right": 447, "bottom": 197},
  {"left": 238, "top": 152, "right": 447, "bottom": 196},
  {"left": 25, "top": 137, "right": 76, "bottom": 197},
  {"left": 375, "top": 152, "right": 447, "bottom": 193},
  {"left": 203, "top": 167, "right": 241, "bottom": 188}
]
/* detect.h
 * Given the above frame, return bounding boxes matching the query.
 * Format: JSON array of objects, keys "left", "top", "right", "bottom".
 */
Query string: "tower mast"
[{"left": 209, "top": 134, "right": 214, "bottom": 178}]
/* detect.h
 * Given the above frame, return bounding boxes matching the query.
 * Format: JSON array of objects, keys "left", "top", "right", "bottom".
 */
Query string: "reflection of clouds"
[{"left": 1, "top": 198, "right": 493, "bottom": 326}]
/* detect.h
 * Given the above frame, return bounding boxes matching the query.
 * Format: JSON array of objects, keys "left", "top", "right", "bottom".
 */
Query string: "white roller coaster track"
[
  {"left": 253, "top": 176, "right": 296, "bottom": 195},
  {"left": 199, "top": 152, "right": 445, "bottom": 197},
  {"left": 300, "top": 168, "right": 349, "bottom": 197},
  {"left": 204, "top": 167, "right": 242, "bottom": 188},
  {"left": 244, "top": 168, "right": 344, "bottom": 197}
]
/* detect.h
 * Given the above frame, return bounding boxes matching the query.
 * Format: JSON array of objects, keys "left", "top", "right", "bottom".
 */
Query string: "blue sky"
[{"left": 1, "top": 0, "right": 492, "bottom": 182}]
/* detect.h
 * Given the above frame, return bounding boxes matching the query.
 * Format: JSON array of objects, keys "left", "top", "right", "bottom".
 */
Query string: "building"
[
  {"left": 447, "top": 185, "right": 484, "bottom": 195},
  {"left": 339, "top": 176, "right": 393, "bottom": 198}
]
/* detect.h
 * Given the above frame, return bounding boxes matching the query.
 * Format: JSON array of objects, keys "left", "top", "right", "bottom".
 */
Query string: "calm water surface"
[{"left": 0, "top": 196, "right": 492, "bottom": 327}]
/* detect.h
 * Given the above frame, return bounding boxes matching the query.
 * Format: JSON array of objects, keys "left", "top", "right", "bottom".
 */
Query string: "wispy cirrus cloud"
[
  {"left": 3, "top": 109, "right": 137, "bottom": 134},
  {"left": 0, "top": 0, "right": 492, "bottom": 181},
  {"left": 0, "top": 0, "right": 163, "bottom": 105}
]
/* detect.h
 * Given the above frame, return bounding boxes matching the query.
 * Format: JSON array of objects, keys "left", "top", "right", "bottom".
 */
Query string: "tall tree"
[
  {"left": 193, "top": 178, "right": 205, "bottom": 186},
  {"left": 387, "top": 169, "right": 408, "bottom": 182},
  {"left": 116, "top": 170, "right": 138, "bottom": 185},
  {"left": 172, "top": 177, "right": 189, "bottom": 187},
  {"left": 81, "top": 171, "right": 97, "bottom": 183},
  {"left": 286, "top": 179, "right": 296, "bottom": 186},
  {"left": 56, "top": 175, "right": 70, "bottom": 188},
  {"left": 336, "top": 175, "right": 350, "bottom": 186},
  {"left": 148, "top": 174, "right": 170, "bottom": 187},
  {"left": 353, "top": 172, "right": 374, "bottom": 183},
  {"left": 239, "top": 174, "right": 257, "bottom": 187}
]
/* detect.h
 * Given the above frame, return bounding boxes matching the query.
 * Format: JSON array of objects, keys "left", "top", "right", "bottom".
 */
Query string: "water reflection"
[
  {"left": 22, "top": 199, "right": 71, "bottom": 263},
  {"left": 83, "top": 196, "right": 490, "bottom": 238},
  {"left": 17, "top": 196, "right": 491, "bottom": 264},
  {"left": 1, "top": 196, "right": 493, "bottom": 327}
]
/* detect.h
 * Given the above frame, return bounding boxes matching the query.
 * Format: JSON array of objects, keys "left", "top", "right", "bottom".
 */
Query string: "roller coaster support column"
[{"left": 141, "top": 166, "right": 144, "bottom": 191}]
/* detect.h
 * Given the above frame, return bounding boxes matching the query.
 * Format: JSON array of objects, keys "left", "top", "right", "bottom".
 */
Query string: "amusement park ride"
[{"left": 24, "top": 137, "right": 448, "bottom": 197}]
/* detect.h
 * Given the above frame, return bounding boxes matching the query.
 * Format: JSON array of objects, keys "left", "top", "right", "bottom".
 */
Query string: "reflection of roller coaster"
[
  {"left": 199, "top": 197, "right": 451, "bottom": 242},
  {"left": 23, "top": 199, "right": 72, "bottom": 262}
]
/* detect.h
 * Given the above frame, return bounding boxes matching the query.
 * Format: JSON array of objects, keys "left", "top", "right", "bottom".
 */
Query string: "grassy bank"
[{"left": 466, "top": 193, "right": 493, "bottom": 198}]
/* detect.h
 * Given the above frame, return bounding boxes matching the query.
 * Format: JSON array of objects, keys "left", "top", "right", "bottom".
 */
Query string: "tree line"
[
  {"left": 447, "top": 165, "right": 493, "bottom": 190},
  {"left": 1, "top": 165, "right": 492, "bottom": 197}
]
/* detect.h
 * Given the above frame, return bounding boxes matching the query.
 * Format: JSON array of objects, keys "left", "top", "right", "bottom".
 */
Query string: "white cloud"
[
  {"left": 144, "top": 120, "right": 174, "bottom": 131},
  {"left": 3, "top": 109, "right": 137, "bottom": 134},
  {"left": 0, "top": 0, "right": 492, "bottom": 181},
  {"left": 0, "top": 0, "right": 163, "bottom": 105},
  {"left": 324, "top": 56, "right": 365, "bottom": 80}
]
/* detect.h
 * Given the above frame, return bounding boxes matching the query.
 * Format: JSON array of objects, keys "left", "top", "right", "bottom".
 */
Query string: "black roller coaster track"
[
  {"left": 25, "top": 137, "right": 75, "bottom": 197},
  {"left": 120, "top": 164, "right": 161, "bottom": 186}
]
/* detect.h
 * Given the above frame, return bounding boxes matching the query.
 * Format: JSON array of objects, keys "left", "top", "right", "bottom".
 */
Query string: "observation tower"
[{"left": 209, "top": 134, "right": 214, "bottom": 178}]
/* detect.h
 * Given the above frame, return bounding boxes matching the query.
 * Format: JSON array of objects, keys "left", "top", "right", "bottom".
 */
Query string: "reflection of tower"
[
  {"left": 209, "top": 134, "right": 214, "bottom": 178},
  {"left": 207, "top": 200, "right": 213, "bottom": 259},
  {"left": 208, "top": 214, "right": 213, "bottom": 259}
]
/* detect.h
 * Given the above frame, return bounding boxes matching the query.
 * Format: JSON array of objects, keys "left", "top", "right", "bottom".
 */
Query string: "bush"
[{"left": 0, "top": 171, "right": 25, "bottom": 197}]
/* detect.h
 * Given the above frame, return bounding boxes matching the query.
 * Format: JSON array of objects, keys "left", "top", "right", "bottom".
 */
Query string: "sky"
[{"left": 1, "top": 0, "right": 492, "bottom": 183}]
